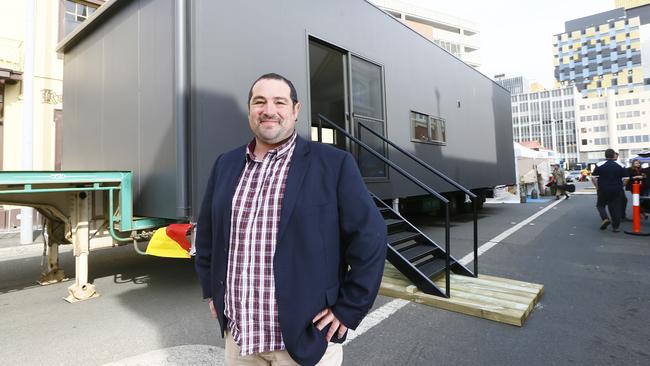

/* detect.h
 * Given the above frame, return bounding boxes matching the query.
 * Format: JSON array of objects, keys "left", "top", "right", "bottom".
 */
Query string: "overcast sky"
[{"left": 403, "top": 0, "right": 616, "bottom": 88}]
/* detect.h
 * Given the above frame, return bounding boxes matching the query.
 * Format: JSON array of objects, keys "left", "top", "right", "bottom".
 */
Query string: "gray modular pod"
[{"left": 59, "top": 0, "right": 515, "bottom": 220}]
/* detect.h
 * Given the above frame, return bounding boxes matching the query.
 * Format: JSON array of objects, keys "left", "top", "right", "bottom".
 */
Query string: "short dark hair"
[
  {"left": 247, "top": 73, "right": 298, "bottom": 107},
  {"left": 605, "top": 148, "right": 617, "bottom": 159}
]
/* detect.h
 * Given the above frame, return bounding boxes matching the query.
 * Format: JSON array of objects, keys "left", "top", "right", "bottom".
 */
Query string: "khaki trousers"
[{"left": 225, "top": 331, "right": 343, "bottom": 366}]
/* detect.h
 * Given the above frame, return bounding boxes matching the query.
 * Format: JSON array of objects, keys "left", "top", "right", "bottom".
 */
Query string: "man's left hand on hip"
[{"left": 313, "top": 308, "right": 348, "bottom": 342}]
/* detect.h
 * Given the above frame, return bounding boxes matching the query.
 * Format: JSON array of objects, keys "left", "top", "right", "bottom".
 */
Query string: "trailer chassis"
[{"left": 0, "top": 171, "right": 177, "bottom": 302}]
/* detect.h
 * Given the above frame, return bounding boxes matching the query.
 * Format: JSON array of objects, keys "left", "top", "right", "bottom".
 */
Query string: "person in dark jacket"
[
  {"left": 591, "top": 149, "right": 628, "bottom": 232},
  {"left": 194, "top": 73, "right": 387, "bottom": 366}
]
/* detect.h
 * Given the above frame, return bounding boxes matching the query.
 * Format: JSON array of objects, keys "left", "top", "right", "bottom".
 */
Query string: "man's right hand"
[{"left": 208, "top": 298, "right": 217, "bottom": 319}]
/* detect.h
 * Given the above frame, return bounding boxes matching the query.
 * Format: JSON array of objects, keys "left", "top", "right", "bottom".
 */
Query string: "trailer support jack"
[
  {"left": 38, "top": 242, "right": 66, "bottom": 285},
  {"left": 65, "top": 192, "right": 98, "bottom": 303}
]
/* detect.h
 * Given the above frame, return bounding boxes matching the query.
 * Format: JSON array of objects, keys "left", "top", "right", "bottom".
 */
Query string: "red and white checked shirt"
[{"left": 224, "top": 132, "right": 297, "bottom": 356}]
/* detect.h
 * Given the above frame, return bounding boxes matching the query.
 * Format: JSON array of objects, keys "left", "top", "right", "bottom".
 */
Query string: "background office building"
[
  {"left": 575, "top": 89, "right": 650, "bottom": 163},
  {"left": 495, "top": 75, "right": 530, "bottom": 95},
  {"left": 511, "top": 87, "right": 579, "bottom": 166},
  {"left": 369, "top": 0, "right": 481, "bottom": 67},
  {"left": 553, "top": 1, "right": 650, "bottom": 98}
]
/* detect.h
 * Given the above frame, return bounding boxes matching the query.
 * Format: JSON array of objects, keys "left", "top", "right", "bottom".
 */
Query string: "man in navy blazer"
[{"left": 194, "top": 73, "right": 387, "bottom": 365}]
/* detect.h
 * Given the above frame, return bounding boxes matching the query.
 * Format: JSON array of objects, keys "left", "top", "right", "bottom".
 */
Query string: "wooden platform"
[{"left": 380, "top": 264, "right": 544, "bottom": 326}]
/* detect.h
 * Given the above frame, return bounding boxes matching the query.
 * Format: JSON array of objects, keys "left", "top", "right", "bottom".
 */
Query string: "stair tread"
[
  {"left": 387, "top": 230, "right": 421, "bottom": 245},
  {"left": 400, "top": 244, "right": 436, "bottom": 262},
  {"left": 384, "top": 218, "right": 404, "bottom": 226},
  {"left": 417, "top": 258, "right": 448, "bottom": 278}
]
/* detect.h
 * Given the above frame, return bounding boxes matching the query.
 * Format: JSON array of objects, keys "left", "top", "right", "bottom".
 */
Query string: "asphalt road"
[{"left": 0, "top": 188, "right": 648, "bottom": 365}]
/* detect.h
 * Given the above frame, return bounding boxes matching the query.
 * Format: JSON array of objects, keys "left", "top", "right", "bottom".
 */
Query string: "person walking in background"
[
  {"left": 624, "top": 159, "right": 649, "bottom": 219},
  {"left": 550, "top": 164, "right": 569, "bottom": 200},
  {"left": 591, "top": 149, "right": 628, "bottom": 232}
]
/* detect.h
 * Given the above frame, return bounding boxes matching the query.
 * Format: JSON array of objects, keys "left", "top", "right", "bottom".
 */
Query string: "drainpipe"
[
  {"left": 174, "top": 0, "right": 190, "bottom": 218},
  {"left": 20, "top": 0, "right": 36, "bottom": 244}
]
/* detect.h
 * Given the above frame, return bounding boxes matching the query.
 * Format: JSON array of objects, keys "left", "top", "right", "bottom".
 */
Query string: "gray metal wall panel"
[
  {"left": 138, "top": 0, "right": 176, "bottom": 219},
  {"left": 63, "top": 30, "right": 108, "bottom": 171},
  {"left": 64, "top": 0, "right": 514, "bottom": 220},
  {"left": 190, "top": 0, "right": 514, "bottom": 217},
  {"left": 62, "top": 0, "right": 176, "bottom": 218}
]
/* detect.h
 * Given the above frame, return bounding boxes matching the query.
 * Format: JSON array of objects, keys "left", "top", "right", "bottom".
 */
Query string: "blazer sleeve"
[
  {"left": 194, "top": 156, "right": 220, "bottom": 299},
  {"left": 331, "top": 153, "right": 387, "bottom": 330}
]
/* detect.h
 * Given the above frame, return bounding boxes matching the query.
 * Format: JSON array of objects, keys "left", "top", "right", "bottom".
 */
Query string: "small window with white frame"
[
  {"left": 60, "top": 0, "right": 101, "bottom": 40},
  {"left": 410, "top": 111, "right": 446, "bottom": 144}
]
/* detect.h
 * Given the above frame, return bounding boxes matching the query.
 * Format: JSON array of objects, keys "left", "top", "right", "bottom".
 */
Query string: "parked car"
[{"left": 565, "top": 171, "right": 581, "bottom": 182}]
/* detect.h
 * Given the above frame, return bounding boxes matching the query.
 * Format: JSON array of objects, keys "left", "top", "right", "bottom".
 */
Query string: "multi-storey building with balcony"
[
  {"left": 511, "top": 87, "right": 579, "bottom": 165},
  {"left": 369, "top": 0, "right": 481, "bottom": 67},
  {"left": 553, "top": 3, "right": 650, "bottom": 98}
]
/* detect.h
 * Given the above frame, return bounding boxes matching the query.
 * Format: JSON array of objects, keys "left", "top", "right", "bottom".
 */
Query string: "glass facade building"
[{"left": 510, "top": 87, "right": 579, "bottom": 165}]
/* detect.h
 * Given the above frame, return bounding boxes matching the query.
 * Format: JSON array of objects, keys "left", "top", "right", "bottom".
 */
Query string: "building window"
[
  {"left": 410, "top": 111, "right": 446, "bottom": 144},
  {"left": 581, "top": 139, "right": 588, "bottom": 145},
  {"left": 60, "top": 1, "right": 101, "bottom": 40}
]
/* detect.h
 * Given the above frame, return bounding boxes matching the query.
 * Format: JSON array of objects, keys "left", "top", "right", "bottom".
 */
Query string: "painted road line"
[
  {"left": 343, "top": 298, "right": 410, "bottom": 346},
  {"left": 458, "top": 198, "right": 564, "bottom": 266}
]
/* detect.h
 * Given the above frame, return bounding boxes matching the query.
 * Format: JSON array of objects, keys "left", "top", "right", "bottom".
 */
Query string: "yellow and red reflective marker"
[{"left": 146, "top": 223, "right": 193, "bottom": 258}]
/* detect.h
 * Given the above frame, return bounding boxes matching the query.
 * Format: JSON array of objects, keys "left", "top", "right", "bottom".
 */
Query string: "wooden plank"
[
  {"left": 435, "top": 276, "right": 540, "bottom": 303},
  {"left": 444, "top": 274, "right": 543, "bottom": 295},
  {"left": 380, "top": 264, "right": 544, "bottom": 327},
  {"left": 440, "top": 282, "right": 536, "bottom": 309},
  {"left": 410, "top": 290, "right": 527, "bottom": 326}
]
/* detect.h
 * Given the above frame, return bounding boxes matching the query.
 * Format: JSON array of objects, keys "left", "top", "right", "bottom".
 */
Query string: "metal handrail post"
[
  {"left": 473, "top": 199, "right": 478, "bottom": 276},
  {"left": 445, "top": 202, "right": 451, "bottom": 298}
]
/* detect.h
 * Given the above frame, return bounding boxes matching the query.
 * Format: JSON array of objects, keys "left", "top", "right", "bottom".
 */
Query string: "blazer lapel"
[
  {"left": 278, "top": 136, "right": 310, "bottom": 243},
  {"left": 220, "top": 147, "right": 246, "bottom": 245}
]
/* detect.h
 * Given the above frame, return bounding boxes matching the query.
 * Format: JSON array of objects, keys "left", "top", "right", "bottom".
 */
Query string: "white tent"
[
  {"left": 489, "top": 142, "right": 560, "bottom": 204},
  {"left": 513, "top": 142, "right": 557, "bottom": 195}
]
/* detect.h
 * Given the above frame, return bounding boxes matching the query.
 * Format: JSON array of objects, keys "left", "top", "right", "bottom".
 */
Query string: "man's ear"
[{"left": 293, "top": 101, "right": 301, "bottom": 121}]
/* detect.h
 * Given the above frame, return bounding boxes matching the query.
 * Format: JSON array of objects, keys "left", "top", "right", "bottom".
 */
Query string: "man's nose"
[{"left": 262, "top": 103, "right": 277, "bottom": 116}]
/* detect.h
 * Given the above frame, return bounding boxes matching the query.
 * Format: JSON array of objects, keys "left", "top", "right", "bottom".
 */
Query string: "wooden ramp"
[{"left": 380, "top": 264, "right": 544, "bottom": 326}]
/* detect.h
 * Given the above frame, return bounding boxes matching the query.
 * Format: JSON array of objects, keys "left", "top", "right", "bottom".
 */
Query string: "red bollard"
[{"left": 625, "top": 182, "right": 650, "bottom": 236}]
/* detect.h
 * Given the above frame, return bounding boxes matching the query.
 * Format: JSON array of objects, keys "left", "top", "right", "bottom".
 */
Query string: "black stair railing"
[
  {"left": 356, "top": 121, "right": 479, "bottom": 277},
  {"left": 317, "top": 114, "right": 453, "bottom": 296}
]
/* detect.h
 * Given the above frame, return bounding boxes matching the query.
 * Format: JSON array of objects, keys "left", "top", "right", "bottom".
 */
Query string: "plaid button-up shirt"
[{"left": 224, "top": 132, "right": 297, "bottom": 356}]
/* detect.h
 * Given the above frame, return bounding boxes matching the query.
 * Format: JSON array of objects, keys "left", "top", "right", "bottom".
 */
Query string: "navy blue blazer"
[{"left": 194, "top": 135, "right": 387, "bottom": 365}]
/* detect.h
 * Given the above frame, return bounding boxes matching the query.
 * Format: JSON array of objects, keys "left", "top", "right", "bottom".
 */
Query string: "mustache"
[{"left": 259, "top": 114, "right": 282, "bottom": 123}]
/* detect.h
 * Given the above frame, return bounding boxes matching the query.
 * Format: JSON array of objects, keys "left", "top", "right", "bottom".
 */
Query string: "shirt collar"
[{"left": 245, "top": 131, "right": 297, "bottom": 162}]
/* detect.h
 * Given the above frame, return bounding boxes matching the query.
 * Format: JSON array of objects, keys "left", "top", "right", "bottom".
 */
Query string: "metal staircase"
[
  {"left": 374, "top": 194, "right": 472, "bottom": 297},
  {"left": 317, "top": 114, "right": 479, "bottom": 298}
]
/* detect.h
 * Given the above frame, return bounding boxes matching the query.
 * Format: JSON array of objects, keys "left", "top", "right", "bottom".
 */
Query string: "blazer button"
[{"left": 223, "top": 248, "right": 227, "bottom": 253}]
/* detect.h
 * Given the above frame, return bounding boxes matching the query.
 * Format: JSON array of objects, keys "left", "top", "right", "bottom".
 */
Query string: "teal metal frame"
[{"left": 0, "top": 171, "right": 179, "bottom": 242}]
